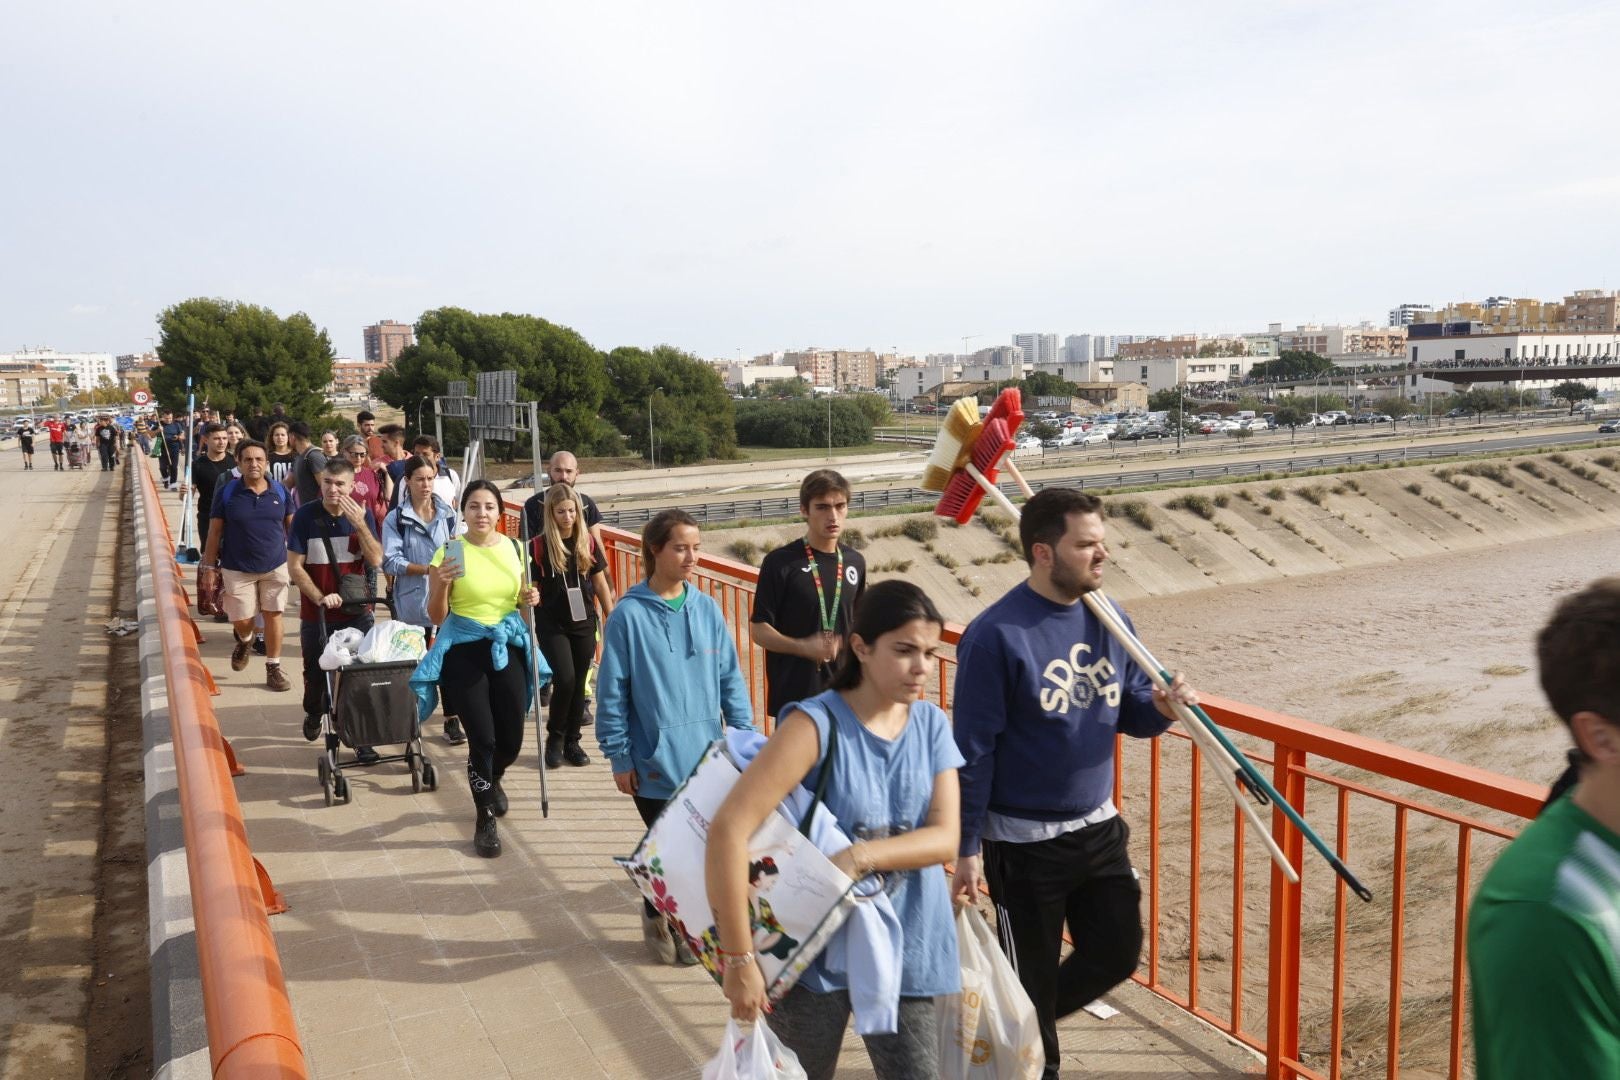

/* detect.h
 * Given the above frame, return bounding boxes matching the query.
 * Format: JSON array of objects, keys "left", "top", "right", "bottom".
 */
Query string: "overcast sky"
[{"left": 4, "top": 1, "right": 1617, "bottom": 361}]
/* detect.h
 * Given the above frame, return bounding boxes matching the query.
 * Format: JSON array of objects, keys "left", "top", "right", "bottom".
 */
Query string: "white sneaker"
[{"left": 642, "top": 911, "right": 677, "bottom": 965}]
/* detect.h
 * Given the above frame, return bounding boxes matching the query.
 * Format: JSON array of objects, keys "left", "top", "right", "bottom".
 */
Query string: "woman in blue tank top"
[{"left": 706, "top": 580, "right": 964, "bottom": 1080}]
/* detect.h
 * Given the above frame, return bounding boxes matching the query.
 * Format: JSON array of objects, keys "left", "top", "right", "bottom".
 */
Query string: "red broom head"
[
  {"left": 986, "top": 388, "right": 1025, "bottom": 434},
  {"left": 934, "top": 464, "right": 998, "bottom": 525},
  {"left": 970, "top": 417, "right": 1016, "bottom": 475}
]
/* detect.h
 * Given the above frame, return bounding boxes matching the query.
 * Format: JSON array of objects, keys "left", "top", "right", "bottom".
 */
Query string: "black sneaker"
[
  {"left": 302, "top": 714, "right": 322, "bottom": 742},
  {"left": 543, "top": 736, "right": 563, "bottom": 770},
  {"left": 563, "top": 740, "right": 590, "bottom": 767},
  {"left": 443, "top": 716, "right": 466, "bottom": 745},
  {"left": 252, "top": 634, "right": 266, "bottom": 656},
  {"left": 354, "top": 746, "right": 380, "bottom": 765},
  {"left": 490, "top": 781, "right": 509, "bottom": 817},
  {"left": 474, "top": 807, "right": 501, "bottom": 858}
]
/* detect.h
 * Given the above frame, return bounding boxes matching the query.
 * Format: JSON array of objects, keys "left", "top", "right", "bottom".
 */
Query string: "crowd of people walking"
[{"left": 81, "top": 402, "right": 1609, "bottom": 1079}]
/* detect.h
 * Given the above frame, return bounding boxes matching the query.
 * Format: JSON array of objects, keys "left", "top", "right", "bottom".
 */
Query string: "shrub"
[
  {"left": 1296, "top": 485, "right": 1327, "bottom": 506},
  {"left": 1105, "top": 499, "right": 1155, "bottom": 530},
  {"left": 841, "top": 526, "right": 868, "bottom": 550},
  {"left": 727, "top": 539, "right": 759, "bottom": 565},
  {"left": 1166, "top": 493, "right": 1218, "bottom": 520},
  {"left": 900, "top": 517, "right": 938, "bottom": 543},
  {"left": 870, "top": 558, "right": 913, "bottom": 573},
  {"left": 1213, "top": 493, "right": 1230, "bottom": 508},
  {"left": 1266, "top": 486, "right": 1286, "bottom": 501},
  {"left": 1515, "top": 461, "right": 1547, "bottom": 479},
  {"left": 1460, "top": 462, "right": 1515, "bottom": 487},
  {"left": 1405, "top": 483, "right": 1423, "bottom": 496}
]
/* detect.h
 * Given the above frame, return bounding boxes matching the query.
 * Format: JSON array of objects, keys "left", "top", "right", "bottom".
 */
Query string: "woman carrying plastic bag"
[
  {"left": 937, "top": 906, "right": 1043, "bottom": 1080},
  {"left": 702, "top": 1018, "right": 808, "bottom": 1080},
  {"left": 707, "top": 581, "right": 964, "bottom": 1080}
]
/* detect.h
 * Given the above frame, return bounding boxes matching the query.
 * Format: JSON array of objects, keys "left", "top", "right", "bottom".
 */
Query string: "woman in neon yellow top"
[{"left": 423, "top": 480, "right": 540, "bottom": 858}]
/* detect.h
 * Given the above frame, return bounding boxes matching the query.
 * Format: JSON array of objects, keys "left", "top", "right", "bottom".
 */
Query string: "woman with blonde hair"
[{"left": 529, "top": 483, "right": 615, "bottom": 769}]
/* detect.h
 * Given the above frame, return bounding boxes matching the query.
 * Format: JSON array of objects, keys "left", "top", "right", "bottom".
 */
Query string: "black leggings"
[
  {"left": 535, "top": 619, "right": 595, "bottom": 742},
  {"left": 440, "top": 640, "right": 527, "bottom": 808},
  {"left": 983, "top": 817, "right": 1143, "bottom": 1080}
]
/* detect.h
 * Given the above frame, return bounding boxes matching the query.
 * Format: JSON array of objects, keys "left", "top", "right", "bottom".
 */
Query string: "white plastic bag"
[
  {"left": 317, "top": 627, "right": 366, "bottom": 671},
  {"left": 356, "top": 619, "right": 427, "bottom": 664},
  {"left": 701, "top": 1018, "right": 808, "bottom": 1080},
  {"left": 938, "top": 906, "right": 1043, "bottom": 1080}
]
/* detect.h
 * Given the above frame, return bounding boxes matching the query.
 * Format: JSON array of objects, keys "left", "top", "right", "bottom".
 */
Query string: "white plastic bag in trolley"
[
  {"left": 356, "top": 619, "right": 427, "bottom": 664},
  {"left": 938, "top": 906, "right": 1043, "bottom": 1080},
  {"left": 701, "top": 1018, "right": 808, "bottom": 1080}
]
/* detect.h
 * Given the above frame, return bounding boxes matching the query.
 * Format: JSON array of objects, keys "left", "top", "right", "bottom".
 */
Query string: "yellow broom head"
[{"left": 920, "top": 398, "right": 982, "bottom": 492}]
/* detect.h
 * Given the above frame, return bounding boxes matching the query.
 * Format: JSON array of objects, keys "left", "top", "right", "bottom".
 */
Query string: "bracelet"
[{"left": 718, "top": 950, "right": 755, "bottom": 973}]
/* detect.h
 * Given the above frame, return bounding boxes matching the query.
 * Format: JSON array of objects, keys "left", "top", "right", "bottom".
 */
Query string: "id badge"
[{"left": 565, "top": 584, "right": 588, "bottom": 622}]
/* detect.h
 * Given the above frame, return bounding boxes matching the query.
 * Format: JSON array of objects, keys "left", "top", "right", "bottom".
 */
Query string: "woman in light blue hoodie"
[{"left": 596, "top": 508, "right": 754, "bottom": 965}]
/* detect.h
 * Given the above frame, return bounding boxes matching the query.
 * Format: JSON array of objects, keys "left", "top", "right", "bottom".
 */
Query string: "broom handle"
[
  {"left": 999, "top": 457, "right": 1037, "bottom": 499},
  {"left": 1086, "top": 590, "right": 1373, "bottom": 903},
  {"left": 959, "top": 464, "right": 1296, "bottom": 882},
  {"left": 518, "top": 515, "right": 550, "bottom": 818}
]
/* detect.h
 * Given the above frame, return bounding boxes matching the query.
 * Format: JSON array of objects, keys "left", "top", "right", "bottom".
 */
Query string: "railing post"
[{"left": 1265, "top": 745, "right": 1307, "bottom": 1080}]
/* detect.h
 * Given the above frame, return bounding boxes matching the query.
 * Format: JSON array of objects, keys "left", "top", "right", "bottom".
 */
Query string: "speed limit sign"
[{"left": 131, "top": 389, "right": 152, "bottom": 406}]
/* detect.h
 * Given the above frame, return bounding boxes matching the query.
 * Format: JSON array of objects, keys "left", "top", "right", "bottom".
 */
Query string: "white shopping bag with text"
[{"left": 939, "top": 906, "right": 1043, "bottom": 1080}]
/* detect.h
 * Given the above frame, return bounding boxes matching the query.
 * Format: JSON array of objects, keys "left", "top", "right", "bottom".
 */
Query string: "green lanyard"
[{"left": 804, "top": 540, "right": 843, "bottom": 634}]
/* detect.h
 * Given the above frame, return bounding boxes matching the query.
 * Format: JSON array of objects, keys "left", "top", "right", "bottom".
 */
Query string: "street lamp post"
[
  {"left": 647, "top": 386, "right": 665, "bottom": 470},
  {"left": 826, "top": 391, "right": 833, "bottom": 460}
]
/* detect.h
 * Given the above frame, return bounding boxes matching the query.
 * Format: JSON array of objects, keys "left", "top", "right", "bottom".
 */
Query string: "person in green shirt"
[{"left": 1467, "top": 577, "right": 1620, "bottom": 1079}]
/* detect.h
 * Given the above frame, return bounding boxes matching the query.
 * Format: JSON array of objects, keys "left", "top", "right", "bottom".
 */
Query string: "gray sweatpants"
[{"left": 765, "top": 984, "right": 936, "bottom": 1080}]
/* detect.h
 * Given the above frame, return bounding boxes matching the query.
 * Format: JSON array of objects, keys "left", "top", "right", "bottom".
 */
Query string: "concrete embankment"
[{"left": 706, "top": 446, "right": 1620, "bottom": 626}]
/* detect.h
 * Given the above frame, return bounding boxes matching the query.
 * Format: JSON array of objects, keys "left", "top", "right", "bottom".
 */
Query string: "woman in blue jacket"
[
  {"left": 382, "top": 454, "right": 462, "bottom": 740},
  {"left": 596, "top": 508, "right": 754, "bottom": 965}
]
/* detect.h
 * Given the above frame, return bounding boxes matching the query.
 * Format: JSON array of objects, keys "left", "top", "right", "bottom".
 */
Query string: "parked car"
[
  {"left": 1123, "top": 426, "right": 1169, "bottom": 440},
  {"left": 1015, "top": 435, "right": 1043, "bottom": 451},
  {"left": 1077, "top": 430, "right": 1111, "bottom": 446},
  {"left": 1599, "top": 420, "right": 1620, "bottom": 434},
  {"left": 1444, "top": 407, "right": 1471, "bottom": 419}
]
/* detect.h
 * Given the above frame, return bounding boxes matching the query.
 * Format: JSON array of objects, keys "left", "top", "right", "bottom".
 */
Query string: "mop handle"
[{"left": 1087, "top": 590, "right": 1374, "bottom": 903}]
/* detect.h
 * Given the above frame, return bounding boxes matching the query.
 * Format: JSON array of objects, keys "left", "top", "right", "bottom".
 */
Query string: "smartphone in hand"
[{"left": 443, "top": 538, "right": 466, "bottom": 579}]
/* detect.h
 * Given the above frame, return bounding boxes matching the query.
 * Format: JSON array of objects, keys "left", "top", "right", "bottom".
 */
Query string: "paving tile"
[
  {"left": 591, "top": 1029, "right": 700, "bottom": 1079},
  {"left": 555, "top": 967, "right": 642, "bottom": 1016},
  {"left": 406, "top": 1035, "right": 512, "bottom": 1079},
  {"left": 392, "top": 1001, "right": 489, "bottom": 1064},
  {"left": 301, "top": 1019, "right": 405, "bottom": 1076}
]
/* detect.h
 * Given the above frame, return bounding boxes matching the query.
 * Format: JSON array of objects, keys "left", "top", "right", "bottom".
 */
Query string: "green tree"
[
  {"left": 735, "top": 400, "right": 872, "bottom": 448},
  {"left": 602, "top": 344, "right": 737, "bottom": 465},
  {"left": 1377, "top": 396, "right": 1416, "bottom": 421},
  {"left": 1273, "top": 403, "right": 1307, "bottom": 442},
  {"left": 1454, "top": 387, "right": 1508, "bottom": 421},
  {"left": 1550, "top": 380, "right": 1599, "bottom": 414},
  {"left": 1250, "top": 350, "right": 1335, "bottom": 381},
  {"left": 151, "top": 298, "right": 334, "bottom": 419},
  {"left": 848, "top": 393, "right": 892, "bottom": 427},
  {"left": 1028, "top": 420, "right": 1061, "bottom": 442},
  {"left": 371, "top": 307, "right": 613, "bottom": 454}
]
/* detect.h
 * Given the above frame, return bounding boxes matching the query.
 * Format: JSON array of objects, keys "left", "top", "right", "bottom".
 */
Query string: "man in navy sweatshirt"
[{"left": 950, "top": 487, "right": 1199, "bottom": 1080}]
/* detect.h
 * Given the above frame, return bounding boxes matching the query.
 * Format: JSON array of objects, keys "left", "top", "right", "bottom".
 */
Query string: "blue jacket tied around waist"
[{"left": 410, "top": 611, "right": 550, "bottom": 722}]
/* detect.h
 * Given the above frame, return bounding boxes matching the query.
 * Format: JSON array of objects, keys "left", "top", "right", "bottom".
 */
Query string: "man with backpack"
[{"left": 288, "top": 420, "right": 328, "bottom": 507}]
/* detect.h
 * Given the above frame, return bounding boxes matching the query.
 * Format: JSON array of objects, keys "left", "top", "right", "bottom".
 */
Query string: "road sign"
[{"left": 131, "top": 389, "right": 152, "bottom": 406}]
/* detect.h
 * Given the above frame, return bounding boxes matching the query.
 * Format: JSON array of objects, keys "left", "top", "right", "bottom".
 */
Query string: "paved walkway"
[{"left": 147, "top": 463, "right": 1259, "bottom": 1078}]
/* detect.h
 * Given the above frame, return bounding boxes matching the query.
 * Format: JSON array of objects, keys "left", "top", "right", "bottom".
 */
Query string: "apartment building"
[
  {"left": 1012, "top": 332, "right": 1059, "bottom": 365},
  {"left": 1278, "top": 324, "right": 1406, "bottom": 358},
  {"left": 327, "top": 358, "right": 389, "bottom": 401},
  {"left": 783, "top": 348, "right": 879, "bottom": 391},
  {"left": 1117, "top": 335, "right": 1199, "bottom": 361},
  {"left": 362, "top": 320, "right": 415, "bottom": 365},
  {"left": 0, "top": 348, "right": 115, "bottom": 389}
]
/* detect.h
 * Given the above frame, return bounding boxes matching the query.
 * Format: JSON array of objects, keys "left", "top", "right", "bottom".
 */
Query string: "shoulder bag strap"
[{"left": 797, "top": 701, "right": 839, "bottom": 837}]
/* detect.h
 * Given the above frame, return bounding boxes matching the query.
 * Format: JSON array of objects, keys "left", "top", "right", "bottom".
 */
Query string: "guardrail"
[
  {"left": 135, "top": 463, "right": 308, "bottom": 1078},
  {"left": 569, "top": 515, "right": 1541, "bottom": 1080}
]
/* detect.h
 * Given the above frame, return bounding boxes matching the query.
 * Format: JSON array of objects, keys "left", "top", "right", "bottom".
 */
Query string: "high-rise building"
[
  {"left": 0, "top": 347, "right": 114, "bottom": 389},
  {"left": 1012, "top": 333, "right": 1059, "bottom": 365},
  {"left": 363, "top": 320, "right": 415, "bottom": 365},
  {"left": 1389, "top": 303, "right": 1432, "bottom": 327},
  {"left": 1062, "top": 335, "right": 1093, "bottom": 364}
]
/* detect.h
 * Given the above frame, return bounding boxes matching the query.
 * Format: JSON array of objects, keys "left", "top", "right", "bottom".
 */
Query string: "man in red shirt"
[{"left": 42, "top": 416, "right": 68, "bottom": 471}]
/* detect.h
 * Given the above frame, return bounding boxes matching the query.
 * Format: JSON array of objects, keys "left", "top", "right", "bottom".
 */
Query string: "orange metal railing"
[
  {"left": 572, "top": 515, "right": 1543, "bottom": 1080},
  {"left": 136, "top": 464, "right": 308, "bottom": 1078}
]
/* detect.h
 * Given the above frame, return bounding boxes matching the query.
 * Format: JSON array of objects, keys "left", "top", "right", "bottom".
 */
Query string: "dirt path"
[{"left": 0, "top": 460, "right": 147, "bottom": 1080}]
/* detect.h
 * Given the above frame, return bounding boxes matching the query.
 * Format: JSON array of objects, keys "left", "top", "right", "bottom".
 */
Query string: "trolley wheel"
[
  {"left": 335, "top": 774, "right": 351, "bottom": 804},
  {"left": 409, "top": 747, "right": 423, "bottom": 793},
  {"left": 317, "top": 755, "right": 334, "bottom": 807},
  {"left": 422, "top": 761, "right": 438, "bottom": 791}
]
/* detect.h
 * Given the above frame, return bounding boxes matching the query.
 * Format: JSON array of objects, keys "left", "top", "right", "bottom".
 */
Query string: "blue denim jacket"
[{"left": 381, "top": 497, "right": 459, "bottom": 627}]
